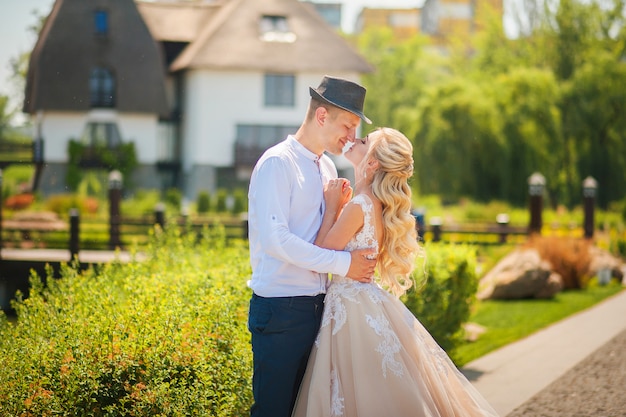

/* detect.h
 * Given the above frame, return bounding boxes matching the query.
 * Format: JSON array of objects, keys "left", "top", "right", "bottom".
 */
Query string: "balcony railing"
[{"left": 234, "top": 143, "right": 266, "bottom": 167}]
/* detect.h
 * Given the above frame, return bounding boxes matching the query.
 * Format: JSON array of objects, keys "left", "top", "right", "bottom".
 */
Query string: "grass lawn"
[{"left": 452, "top": 279, "right": 625, "bottom": 366}]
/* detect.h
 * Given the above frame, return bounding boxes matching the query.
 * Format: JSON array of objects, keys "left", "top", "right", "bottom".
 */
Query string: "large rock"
[
  {"left": 588, "top": 246, "right": 625, "bottom": 285},
  {"left": 477, "top": 248, "right": 563, "bottom": 300}
]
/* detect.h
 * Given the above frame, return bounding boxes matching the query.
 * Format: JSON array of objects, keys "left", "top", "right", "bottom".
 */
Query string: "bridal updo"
[{"left": 365, "top": 127, "right": 421, "bottom": 297}]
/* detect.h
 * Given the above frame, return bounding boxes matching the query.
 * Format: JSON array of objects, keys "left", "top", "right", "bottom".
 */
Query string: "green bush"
[
  {"left": 45, "top": 193, "right": 97, "bottom": 217},
  {"left": 0, "top": 227, "right": 253, "bottom": 416},
  {"left": 0, "top": 230, "right": 483, "bottom": 414},
  {"left": 402, "top": 243, "right": 479, "bottom": 355},
  {"left": 164, "top": 188, "right": 182, "bottom": 211},
  {"left": 616, "top": 238, "right": 626, "bottom": 258},
  {"left": 0, "top": 165, "right": 34, "bottom": 198},
  {"left": 196, "top": 191, "right": 211, "bottom": 214},
  {"left": 66, "top": 140, "right": 138, "bottom": 191},
  {"left": 121, "top": 189, "right": 161, "bottom": 217},
  {"left": 215, "top": 189, "right": 228, "bottom": 212},
  {"left": 232, "top": 188, "right": 247, "bottom": 214}
]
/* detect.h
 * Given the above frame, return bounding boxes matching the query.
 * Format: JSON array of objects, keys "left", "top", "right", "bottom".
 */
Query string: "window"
[
  {"left": 236, "top": 125, "right": 297, "bottom": 148},
  {"left": 264, "top": 74, "right": 295, "bottom": 107},
  {"left": 89, "top": 67, "right": 115, "bottom": 108},
  {"left": 259, "top": 15, "right": 296, "bottom": 42},
  {"left": 235, "top": 124, "right": 299, "bottom": 166},
  {"left": 94, "top": 10, "right": 108, "bottom": 36},
  {"left": 81, "top": 122, "right": 122, "bottom": 148}
]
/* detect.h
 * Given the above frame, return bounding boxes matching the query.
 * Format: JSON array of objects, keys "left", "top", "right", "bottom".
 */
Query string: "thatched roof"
[
  {"left": 24, "top": 0, "right": 373, "bottom": 115},
  {"left": 136, "top": 1, "right": 221, "bottom": 43},
  {"left": 24, "top": 0, "right": 168, "bottom": 116},
  {"left": 142, "top": 0, "right": 373, "bottom": 73}
]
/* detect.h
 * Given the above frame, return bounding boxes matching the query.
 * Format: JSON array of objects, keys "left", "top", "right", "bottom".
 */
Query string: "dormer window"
[
  {"left": 94, "top": 10, "right": 109, "bottom": 37},
  {"left": 259, "top": 15, "right": 296, "bottom": 43}
]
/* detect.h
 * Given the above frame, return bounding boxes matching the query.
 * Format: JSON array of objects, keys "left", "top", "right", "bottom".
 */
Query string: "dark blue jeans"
[{"left": 248, "top": 293, "right": 325, "bottom": 417}]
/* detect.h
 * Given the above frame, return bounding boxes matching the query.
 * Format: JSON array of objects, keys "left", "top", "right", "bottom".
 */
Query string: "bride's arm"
[{"left": 315, "top": 179, "right": 364, "bottom": 250}]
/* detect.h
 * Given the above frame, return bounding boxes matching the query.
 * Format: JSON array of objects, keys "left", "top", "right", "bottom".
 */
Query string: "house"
[
  {"left": 355, "top": 7, "right": 421, "bottom": 42},
  {"left": 421, "top": 0, "right": 503, "bottom": 49},
  {"left": 23, "top": 0, "right": 372, "bottom": 200},
  {"left": 355, "top": 0, "right": 503, "bottom": 48}
]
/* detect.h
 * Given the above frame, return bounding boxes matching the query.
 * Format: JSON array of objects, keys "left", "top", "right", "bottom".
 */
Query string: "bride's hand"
[{"left": 324, "top": 178, "right": 352, "bottom": 212}]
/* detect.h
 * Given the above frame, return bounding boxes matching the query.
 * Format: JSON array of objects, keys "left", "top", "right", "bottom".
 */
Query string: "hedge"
[
  {"left": 403, "top": 243, "right": 479, "bottom": 356},
  {"left": 0, "top": 226, "right": 253, "bottom": 416},
  {"left": 0, "top": 229, "right": 477, "bottom": 415}
]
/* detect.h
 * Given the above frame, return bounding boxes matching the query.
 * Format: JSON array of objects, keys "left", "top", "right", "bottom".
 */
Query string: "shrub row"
[
  {"left": 0, "top": 230, "right": 478, "bottom": 416},
  {"left": 403, "top": 243, "right": 479, "bottom": 355},
  {"left": 0, "top": 226, "right": 253, "bottom": 416}
]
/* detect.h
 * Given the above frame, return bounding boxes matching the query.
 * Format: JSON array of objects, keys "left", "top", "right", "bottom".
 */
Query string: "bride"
[{"left": 291, "top": 127, "right": 499, "bottom": 417}]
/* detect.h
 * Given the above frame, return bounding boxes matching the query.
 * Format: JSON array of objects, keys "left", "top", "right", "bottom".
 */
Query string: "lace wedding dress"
[{"left": 292, "top": 194, "right": 499, "bottom": 417}]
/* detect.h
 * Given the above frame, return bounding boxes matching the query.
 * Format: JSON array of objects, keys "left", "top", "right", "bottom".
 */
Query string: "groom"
[{"left": 247, "top": 75, "right": 375, "bottom": 417}]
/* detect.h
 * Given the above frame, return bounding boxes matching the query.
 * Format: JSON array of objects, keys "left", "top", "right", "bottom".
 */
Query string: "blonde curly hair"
[{"left": 364, "top": 127, "right": 421, "bottom": 297}]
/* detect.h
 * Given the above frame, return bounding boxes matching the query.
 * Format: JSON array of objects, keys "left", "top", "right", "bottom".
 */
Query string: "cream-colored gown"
[{"left": 292, "top": 194, "right": 499, "bottom": 417}]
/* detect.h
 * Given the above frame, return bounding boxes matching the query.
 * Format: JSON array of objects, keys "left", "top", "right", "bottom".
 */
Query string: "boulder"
[
  {"left": 588, "top": 246, "right": 625, "bottom": 285},
  {"left": 478, "top": 248, "right": 563, "bottom": 300}
]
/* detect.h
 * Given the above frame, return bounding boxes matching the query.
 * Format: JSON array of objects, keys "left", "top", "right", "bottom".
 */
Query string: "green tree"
[
  {"left": 562, "top": 53, "right": 626, "bottom": 208},
  {"left": 357, "top": 27, "right": 444, "bottom": 129},
  {"left": 491, "top": 68, "right": 563, "bottom": 206},
  {"left": 405, "top": 78, "right": 506, "bottom": 203},
  {"left": 0, "top": 95, "right": 12, "bottom": 140}
]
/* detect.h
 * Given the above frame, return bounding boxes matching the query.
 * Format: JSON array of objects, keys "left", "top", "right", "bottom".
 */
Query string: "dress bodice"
[
  {"left": 344, "top": 194, "right": 379, "bottom": 255},
  {"left": 297, "top": 197, "right": 500, "bottom": 417}
]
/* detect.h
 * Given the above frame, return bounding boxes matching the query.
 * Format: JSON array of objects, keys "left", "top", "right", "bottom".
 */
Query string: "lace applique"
[
  {"left": 366, "top": 313, "right": 404, "bottom": 378},
  {"left": 344, "top": 194, "right": 378, "bottom": 255},
  {"left": 317, "top": 194, "right": 384, "bottom": 343},
  {"left": 318, "top": 280, "right": 387, "bottom": 345},
  {"left": 330, "top": 369, "right": 345, "bottom": 416}
]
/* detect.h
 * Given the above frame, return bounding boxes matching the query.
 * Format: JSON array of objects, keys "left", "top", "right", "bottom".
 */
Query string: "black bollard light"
[
  {"left": 582, "top": 176, "right": 597, "bottom": 239},
  {"left": 528, "top": 172, "right": 545, "bottom": 235},
  {"left": 496, "top": 213, "right": 510, "bottom": 244}
]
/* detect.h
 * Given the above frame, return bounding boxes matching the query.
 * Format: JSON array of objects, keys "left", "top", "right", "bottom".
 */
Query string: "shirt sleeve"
[{"left": 252, "top": 156, "right": 351, "bottom": 276}]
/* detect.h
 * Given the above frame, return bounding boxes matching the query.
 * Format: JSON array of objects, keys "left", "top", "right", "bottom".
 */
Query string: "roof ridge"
[{"left": 170, "top": 0, "right": 243, "bottom": 71}]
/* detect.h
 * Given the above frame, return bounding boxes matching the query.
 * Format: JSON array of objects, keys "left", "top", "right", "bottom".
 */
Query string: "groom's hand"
[{"left": 346, "top": 248, "right": 377, "bottom": 283}]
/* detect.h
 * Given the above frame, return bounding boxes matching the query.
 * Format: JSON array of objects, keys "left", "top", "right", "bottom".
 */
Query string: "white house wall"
[
  {"left": 37, "top": 110, "right": 159, "bottom": 163},
  {"left": 118, "top": 114, "right": 160, "bottom": 163},
  {"left": 181, "top": 70, "right": 362, "bottom": 173},
  {"left": 37, "top": 111, "right": 85, "bottom": 161}
]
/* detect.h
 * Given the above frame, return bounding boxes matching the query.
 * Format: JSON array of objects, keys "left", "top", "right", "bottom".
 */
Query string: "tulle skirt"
[{"left": 292, "top": 277, "right": 499, "bottom": 417}]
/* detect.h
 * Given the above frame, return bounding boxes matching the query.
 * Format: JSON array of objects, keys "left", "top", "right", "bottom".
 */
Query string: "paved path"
[
  {"left": 462, "top": 289, "right": 626, "bottom": 416},
  {"left": 507, "top": 327, "right": 626, "bottom": 416}
]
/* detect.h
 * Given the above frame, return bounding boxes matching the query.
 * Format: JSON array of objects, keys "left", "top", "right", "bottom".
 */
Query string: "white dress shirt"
[{"left": 247, "top": 135, "right": 351, "bottom": 297}]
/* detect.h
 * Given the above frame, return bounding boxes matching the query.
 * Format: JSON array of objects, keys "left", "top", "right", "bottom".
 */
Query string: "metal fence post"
[
  {"left": 0, "top": 169, "right": 3, "bottom": 260},
  {"left": 108, "top": 170, "right": 123, "bottom": 250},
  {"left": 155, "top": 202, "right": 165, "bottom": 230},
  {"left": 430, "top": 217, "right": 442, "bottom": 242},
  {"left": 69, "top": 208, "right": 80, "bottom": 260}
]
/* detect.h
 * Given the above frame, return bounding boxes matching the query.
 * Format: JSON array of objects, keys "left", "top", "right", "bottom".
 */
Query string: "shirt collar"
[{"left": 287, "top": 135, "right": 322, "bottom": 164}]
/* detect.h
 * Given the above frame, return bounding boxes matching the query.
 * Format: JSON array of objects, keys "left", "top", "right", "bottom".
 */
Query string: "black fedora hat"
[{"left": 309, "top": 75, "right": 372, "bottom": 124}]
